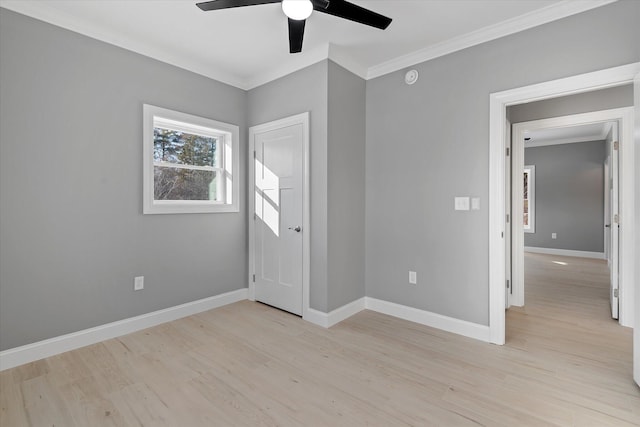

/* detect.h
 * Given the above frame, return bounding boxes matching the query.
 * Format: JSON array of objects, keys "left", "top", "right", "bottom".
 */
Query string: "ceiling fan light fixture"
[{"left": 282, "top": 0, "right": 313, "bottom": 20}]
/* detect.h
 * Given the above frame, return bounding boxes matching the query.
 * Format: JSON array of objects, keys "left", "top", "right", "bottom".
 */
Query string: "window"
[
  {"left": 143, "top": 104, "right": 239, "bottom": 214},
  {"left": 523, "top": 165, "right": 535, "bottom": 233}
]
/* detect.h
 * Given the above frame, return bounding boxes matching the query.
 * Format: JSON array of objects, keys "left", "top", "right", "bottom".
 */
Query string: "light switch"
[
  {"left": 455, "top": 197, "right": 470, "bottom": 211},
  {"left": 471, "top": 197, "right": 480, "bottom": 211},
  {"left": 552, "top": 233, "right": 557, "bottom": 239}
]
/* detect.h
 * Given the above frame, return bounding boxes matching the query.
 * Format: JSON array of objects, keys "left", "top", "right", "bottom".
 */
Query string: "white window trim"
[
  {"left": 523, "top": 165, "right": 535, "bottom": 233},
  {"left": 143, "top": 104, "right": 239, "bottom": 214}
]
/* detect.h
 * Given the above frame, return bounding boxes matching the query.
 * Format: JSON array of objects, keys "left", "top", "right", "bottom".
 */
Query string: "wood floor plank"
[
  {"left": 1, "top": 252, "right": 638, "bottom": 426},
  {"left": 0, "top": 370, "right": 29, "bottom": 426}
]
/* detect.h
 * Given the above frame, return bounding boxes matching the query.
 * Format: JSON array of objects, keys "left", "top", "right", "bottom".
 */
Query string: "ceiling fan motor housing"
[{"left": 196, "top": 0, "right": 392, "bottom": 53}]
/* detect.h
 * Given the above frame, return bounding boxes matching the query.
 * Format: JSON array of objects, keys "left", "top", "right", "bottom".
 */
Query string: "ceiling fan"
[{"left": 196, "top": 0, "right": 392, "bottom": 53}]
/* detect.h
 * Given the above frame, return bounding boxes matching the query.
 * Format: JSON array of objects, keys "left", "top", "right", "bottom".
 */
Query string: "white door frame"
[
  {"left": 505, "top": 117, "right": 512, "bottom": 309},
  {"left": 510, "top": 108, "right": 633, "bottom": 313},
  {"left": 488, "top": 62, "right": 640, "bottom": 345},
  {"left": 604, "top": 156, "right": 610, "bottom": 263},
  {"left": 633, "top": 72, "right": 640, "bottom": 387},
  {"left": 248, "top": 112, "right": 311, "bottom": 319}
]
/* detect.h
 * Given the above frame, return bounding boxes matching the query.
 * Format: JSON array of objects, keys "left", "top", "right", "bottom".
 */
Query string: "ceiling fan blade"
[
  {"left": 313, "top": 0, "right": 391, "bottom": 30},
  {"left": 288, "top": 18, "right": 306, "bottom": 54},
  {"left": 196, "top": 0, "right": 280, "bottom": 12}
]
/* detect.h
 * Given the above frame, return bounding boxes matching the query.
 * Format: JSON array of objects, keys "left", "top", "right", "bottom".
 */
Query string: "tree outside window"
[{"left": 143, "top": 104, "right": 239, "bottom": 214}]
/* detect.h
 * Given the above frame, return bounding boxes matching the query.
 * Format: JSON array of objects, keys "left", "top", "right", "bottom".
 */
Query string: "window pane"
[
  {"left": 153, "top": 128, "right": 218, "bottom": 167},
  {"left": 154, "top": 167, "right": 219, "bottom": 201}
]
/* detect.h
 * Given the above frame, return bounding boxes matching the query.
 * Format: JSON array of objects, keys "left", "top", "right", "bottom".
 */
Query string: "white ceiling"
[
  {"left": 524, "top": 122, "right": 613, "bottom": 147},
  {"left": 0, "top": 0, "right": 615, "bottom": 89}
]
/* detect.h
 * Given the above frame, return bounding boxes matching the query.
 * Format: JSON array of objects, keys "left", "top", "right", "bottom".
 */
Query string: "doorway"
[
  {"left": 488, "top": 63, "right": 639, "bottom": 346},
  {"left": 248, "top": 112, "right": 310, "bottom": 316},
  {"left": 509, "top": 111, "right": 629, "bottom": 321}
]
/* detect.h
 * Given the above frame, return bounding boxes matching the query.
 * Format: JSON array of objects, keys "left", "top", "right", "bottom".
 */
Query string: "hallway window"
[{"left": 523, "top": 165, "right": 535, "bottom": 233}]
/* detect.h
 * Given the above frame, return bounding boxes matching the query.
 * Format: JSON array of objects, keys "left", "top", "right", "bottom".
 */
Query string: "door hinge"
[
  {"left": 506, "top": 213, "right": 510, "bottom": 223},
  {"left": 506, "top": 147, "right": 510, "bottom": 156},
  {"left": 506, "top": 279, "right": 510, "bottom": 289},
  {"left": 613, "top": 288, "right": 619, "bottom": 298},
  {"left": 252, "top": 274, "right": 255, "bottom": 283},
  {"left": 613, "top": 141, "right": 619, "bottom": 151},
  {"left": 614, "top": 214, "right": 619, "bottom": 224},
  {"left": 253, "top": 150, "right": 256, "bottom": 158}
]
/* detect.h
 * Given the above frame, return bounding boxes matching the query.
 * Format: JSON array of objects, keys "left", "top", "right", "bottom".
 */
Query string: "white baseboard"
[
  {"left": 365, "top": 297, "right": 491, "bottom": 343},
  {"left": 0, "top": 288, "right": 248, "bottom": 371},
  {"left": 304, "top": 297, "right": 366, "bottom": 328},
  {"left": 303, "top": 296, "right": 490, "bottom": 343},
  {"left": 524, "top": 246, "right": 605, "bottom": 259},
  {"left": 2, "top": 290, "right": 492, "bottom": 371}
]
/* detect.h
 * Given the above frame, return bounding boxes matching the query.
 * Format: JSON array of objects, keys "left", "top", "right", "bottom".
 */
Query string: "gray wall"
[
  {"left": 2, "top": 1, "right": 639, "bottom": 350},
  {"left": 327, "top": 61, "right": 366, "bottom": 311},
  {"left": 524, "top": 141, "right": 606, "bottom": 252},
  {"left": 247, "top": 61, "right": 330, "bottom": 312},
  {"left": 508, "top": 84, "right": 633, "bottom": 123},
  {"left": 365, "top": 0, "right": 640, "bottom": 326},
  {"left": 0, "top": 9, "right": 248, "bottom": 350},
  {"left": 247, "top": 60, "right": 367, "bottom": 313}
]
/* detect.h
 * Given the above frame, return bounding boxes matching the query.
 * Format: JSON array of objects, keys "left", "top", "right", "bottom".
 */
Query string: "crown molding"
[
  {"left": 366, "top": 0, "right": 618, "bottom": 80},
  {"left": 601, "top": 121, "right": 614, "bottom": 140},
  {"left": 0, "top": 1, "right": 365, "bottom": 91},
  {"left": 524, "top": 135, "right": 606, "bottom": 148},
  {"left": 328, "top": 44, "right": 368, "bottom": 80},
  {"left": 243, "top": 43, "right": 369, "bottom": 90},
  {"left": 1, "top": 0, "right": 619, "bottom": 90},
  {"left": 0, "top": 0, "right": 249, "bottom": 89},
  {"left": 525, "top": 120, "right": 613, "bottom": 148},
  {"left": 244, "top": 44, "right": 331, "bottom": 90}
]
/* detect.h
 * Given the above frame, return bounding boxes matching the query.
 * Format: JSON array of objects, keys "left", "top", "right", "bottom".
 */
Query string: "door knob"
[
  {"left": 288, "top": 226, "right": 302, "bottom": 232},
  {"left": 605, "top": 224, "right": 611, "bottom": 228}
]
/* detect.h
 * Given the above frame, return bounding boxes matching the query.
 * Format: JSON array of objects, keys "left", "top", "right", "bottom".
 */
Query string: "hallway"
[{"left": 506, "top": 252, "right": 636, "bottom": 420}]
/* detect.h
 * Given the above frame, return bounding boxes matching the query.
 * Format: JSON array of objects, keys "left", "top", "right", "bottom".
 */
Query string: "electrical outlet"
[
  {"left": 134, "top": 276, "right": 144, "bottom": 291},
  {"left": 409, "top": 271, "right": 417, "bottom": 285},
  {"left": 551, "top": 233, "right": 557, "bottom": 240}
]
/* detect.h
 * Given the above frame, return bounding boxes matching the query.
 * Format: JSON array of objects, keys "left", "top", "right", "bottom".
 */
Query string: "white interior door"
[
  {"left": 511, "top": 121, "right": 526, "bottom": 308},
  {"left": 252, "top": 121, "right": 304, "bottom": 315},
  {"left": 610, "top": 122, "right": 619, "bottom": 319}
]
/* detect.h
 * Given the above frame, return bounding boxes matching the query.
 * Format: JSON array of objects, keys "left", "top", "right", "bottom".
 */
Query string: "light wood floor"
[{"left": 1, "top": 253, "right": 638, "bottom": 426}]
